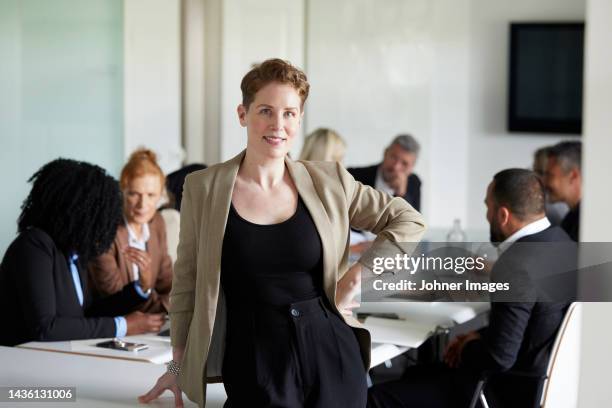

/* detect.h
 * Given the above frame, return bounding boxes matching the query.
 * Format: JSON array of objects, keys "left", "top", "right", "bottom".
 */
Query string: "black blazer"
[
  {"left": 461, "top": 226, "right": 577, "bottom": 406},
  {"left": 561, "top": 202, "right": 580, "bottom": 241},
  {"left": 347, "top": 164, "right": 421, "bottom": 211},
  {"left": 0, "top": 228, "right": 146, "bottom": 346}
]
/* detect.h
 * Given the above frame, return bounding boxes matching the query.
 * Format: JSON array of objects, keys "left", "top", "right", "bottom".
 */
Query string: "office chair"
[{"left": 468, "top": 302, "right": 582, "bottom": 408}]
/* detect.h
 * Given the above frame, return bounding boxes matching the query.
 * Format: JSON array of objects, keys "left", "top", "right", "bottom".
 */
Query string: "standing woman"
[
  {"left": 140, "top": 59, "right": 426, "bottom": 407},
  {"left": 0, "top": 159, "right": 163, "bottom": 347},
  {"left": 89, "top": 149, "right": 173, "bottom": 313}
]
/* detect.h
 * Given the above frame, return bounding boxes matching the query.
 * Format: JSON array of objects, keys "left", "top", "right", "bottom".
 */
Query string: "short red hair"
[{"left": 240, "top": 58, "right": 310, "bottom": 110}]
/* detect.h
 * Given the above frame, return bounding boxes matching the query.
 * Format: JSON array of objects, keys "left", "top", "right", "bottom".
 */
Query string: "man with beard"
[
  {"left": 368, "top": 169, "right": 576, "bottom": 408},
  {"left": 348, "top": 134, "right": 421, "bottom": 211}
]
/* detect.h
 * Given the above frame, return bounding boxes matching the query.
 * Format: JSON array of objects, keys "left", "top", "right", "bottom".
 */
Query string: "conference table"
[
  {"left": 2, "top": 301, "right": 489, "bottom": 406},
  {"left": 0, "top": 345, "right": 223, "bottom": 407}
]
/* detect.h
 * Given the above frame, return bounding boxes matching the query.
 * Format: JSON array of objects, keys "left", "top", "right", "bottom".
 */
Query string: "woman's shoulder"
[
  {"left": 4, "top": 227, "right": 57, "bottom": 261},
  {"left": 294, "top": 159, "right": 342, "bottom": 178},
  {"left": 185, "top": 153, "right": 240, "bottom": 183},
  {"left": 293, "top": 160, "right": 354, "bottom": 190}
]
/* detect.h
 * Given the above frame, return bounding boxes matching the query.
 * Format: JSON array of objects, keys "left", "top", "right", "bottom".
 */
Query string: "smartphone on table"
[{"left": 95, "top": 338, "right": 148, "bottom": 352}]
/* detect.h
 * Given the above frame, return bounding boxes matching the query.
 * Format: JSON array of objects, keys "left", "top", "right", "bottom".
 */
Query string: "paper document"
[{"left": 363, "top": 316, "right": 435, "bottom": 348}]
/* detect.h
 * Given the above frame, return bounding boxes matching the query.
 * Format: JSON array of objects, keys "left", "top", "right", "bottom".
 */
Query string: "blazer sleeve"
[
  {"left": 337, "top": 163, "right": 426, "bottom": 267},
  {"left": 169, "top": 175, "right": 199, "bottom": 347},
  {"left": 88, "top": 242, "right": 126, "bottom": 295},
  {"left": 461, "top": 301, "right": 535, "bottom": 372},
  {"left": 85, "top": 281, "right": 146, "bottom": 318},
  {"left": 14, "top": 233, "right": 117, "bottom": 341},
  {"left": 461, "top": 260, "right": 536, "bottom": 372}
]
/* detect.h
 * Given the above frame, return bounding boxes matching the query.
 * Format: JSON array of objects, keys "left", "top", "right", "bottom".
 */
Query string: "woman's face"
[
  {"left": 123, "top": 174, "right": 162, "bottom": 225},
  {"left": 237, "top": 82, "right": 303, "bottom": 159}
]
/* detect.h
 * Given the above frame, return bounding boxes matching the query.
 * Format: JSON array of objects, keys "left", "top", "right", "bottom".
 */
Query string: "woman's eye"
[{"left": 284, "top": 111, "right": 295, "bottom": 118}]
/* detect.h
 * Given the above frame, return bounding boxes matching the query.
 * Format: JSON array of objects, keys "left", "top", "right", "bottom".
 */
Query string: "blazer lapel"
[
  {"left": 203, "top": 150, "right": 244, "bottom": 315},
  {"left": 285, "top": 158, "right": 338, "bottom": 303},
  {"left": 203, "top": 152, "right": 338, "bottom": 307}
]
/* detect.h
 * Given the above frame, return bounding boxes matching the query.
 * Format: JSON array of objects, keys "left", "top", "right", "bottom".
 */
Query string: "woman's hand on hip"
[{"left": 138, "top": 372, "right": 184, "bottom": 407}]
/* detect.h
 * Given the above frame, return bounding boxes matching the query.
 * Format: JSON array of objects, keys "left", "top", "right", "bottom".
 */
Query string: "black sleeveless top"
[{"left": 220, "top": 197, "right": 323, "bottom": 308}]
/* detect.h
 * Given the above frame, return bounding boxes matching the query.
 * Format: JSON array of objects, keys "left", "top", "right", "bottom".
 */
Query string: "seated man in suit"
[
  {"left": 368, "top": 168, "right": 577, "bottom": 408},
  {"left": 543, "top": 141, "right": 582, "bottom": 241},
  {"left": 348, "top": 134, "right": 421, "bottom": 211}
]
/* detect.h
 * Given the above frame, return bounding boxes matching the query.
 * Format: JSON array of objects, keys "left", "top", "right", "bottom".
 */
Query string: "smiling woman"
[
  {"left": 139, "top": 58, "right": 426, "bottom": 408},
  {"left": 88, "top": 149, "right": 173, "bottom": 314}
]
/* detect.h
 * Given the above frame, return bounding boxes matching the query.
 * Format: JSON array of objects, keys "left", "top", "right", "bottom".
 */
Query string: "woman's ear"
[{"left": 237, "top": 104, "right": 247, "bottom": 127}]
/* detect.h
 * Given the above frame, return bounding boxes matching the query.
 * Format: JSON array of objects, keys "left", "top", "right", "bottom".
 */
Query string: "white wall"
[
  {"left": 307, "top": 0, "right": 440, "bottom": 224},
  {"left": 124, "top": 0, "right": 182, "bottom": 173},
  {"left": 578, "top": 0, "right": 612, "bottom": 405},
  {"left": 0, "top": 0, "right": 124, "bottom": 256},
  {"left": 466, "top": 0, "right": 585, "bottom": 230},
  {"left": 220, "top": 0, "right": 305, "bottom": 160},
  {"left": 306, "top": 0, "right": 585, "bottom": 232}
]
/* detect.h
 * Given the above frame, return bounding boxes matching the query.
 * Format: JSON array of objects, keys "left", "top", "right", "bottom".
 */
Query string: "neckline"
[{"left": 230, "top": 197, "right": 302, "bottom": 227}]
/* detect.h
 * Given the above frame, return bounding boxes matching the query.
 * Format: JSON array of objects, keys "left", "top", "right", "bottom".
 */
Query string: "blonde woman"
[{"left": 299, "top": 127, "right": 346, "bottom": 162}]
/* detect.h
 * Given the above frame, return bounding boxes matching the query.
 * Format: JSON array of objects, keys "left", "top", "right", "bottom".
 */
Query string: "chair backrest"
[{"left": 540, "top": 302, "right": 582, "bottom": 408}]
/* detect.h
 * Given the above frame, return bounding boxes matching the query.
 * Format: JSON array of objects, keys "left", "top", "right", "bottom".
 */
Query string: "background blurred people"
[
  {"left": 348, "top": 134, "right": 422, "bottom": 211},
  {"left": 165, "top": 163, "right": 207, "bottom": 212},
  {"left": 368, "top": 169, "right": 576, "bottom": 408},
  {"left": 299, "top": 127, "right": 346, "bottom": 162},
  {"left": 533, "top": 146, "right": 570, "bottom": 225},
  {"left": 543, "top": 141, "right": 582, "bottom": 241},
  {"left": 0, "top": 159, "right": 163, "bottom": 347},
  {"left": 89, "top": 149, "right": 173, "bottom": 313}
]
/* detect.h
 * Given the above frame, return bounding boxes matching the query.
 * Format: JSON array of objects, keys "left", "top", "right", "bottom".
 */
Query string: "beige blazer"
[{"left": 169, "top": 151, "right": 426, "bottom": 407}]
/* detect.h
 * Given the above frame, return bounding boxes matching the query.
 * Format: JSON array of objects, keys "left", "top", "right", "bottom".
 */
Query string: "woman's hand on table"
[{"left": 138, "top": 372, "right": 184, "bottom": 407}]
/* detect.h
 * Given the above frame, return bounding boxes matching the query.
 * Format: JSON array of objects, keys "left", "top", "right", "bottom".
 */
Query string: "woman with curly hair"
[
  {"left": 0, "top": 159, "right": 164, "bottom": 347},
  {"left": 89, "top": 149, "right": 173, "bottom": 313}
]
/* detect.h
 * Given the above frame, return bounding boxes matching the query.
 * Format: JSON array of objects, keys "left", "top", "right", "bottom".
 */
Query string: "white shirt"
[
  {"left": 374, "top": 166, "right": 395, "bottom": 197},
  {"left": 125, "top": 220, "right": 150, "bottom": 281},
  {"left": 497, "top": 216, "right": 551, "bottom": 255}
]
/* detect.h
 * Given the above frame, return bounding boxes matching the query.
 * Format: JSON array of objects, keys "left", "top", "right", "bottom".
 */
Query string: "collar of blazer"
[{"left": 205, "top": 149, "right": 340, "bottom": 304}]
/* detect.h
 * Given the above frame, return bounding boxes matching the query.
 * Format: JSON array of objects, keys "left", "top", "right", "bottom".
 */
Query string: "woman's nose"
[{"left": 269, "top": 113, "right": 283, "bottom": 130}]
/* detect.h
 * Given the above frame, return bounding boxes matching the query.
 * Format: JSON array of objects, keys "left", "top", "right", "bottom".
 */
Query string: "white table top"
[
  {"left": 357, "top": 301, "right": 490, "bottom": 327},
  {"left": 0, "top": 346, "right": 226, "bottom": 407},
  {"left": 18, "top": 333, "right": 172, "bottom": 364}
]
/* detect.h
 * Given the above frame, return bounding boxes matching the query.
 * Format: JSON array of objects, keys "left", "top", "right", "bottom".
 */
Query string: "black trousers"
[{"left": 222, "top": 296, "right": 367, "bottom": 408}]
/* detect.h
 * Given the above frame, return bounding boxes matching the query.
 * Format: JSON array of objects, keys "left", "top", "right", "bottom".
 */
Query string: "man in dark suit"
[
  {"left": 543, "top": 141, "right": 582, "bottom": 241},
  {"left": 348, "top": 134, "right": 421, "bottom": 211},
  {"left": 368, "top": 169, "right": 577, "bottom": 408}
]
